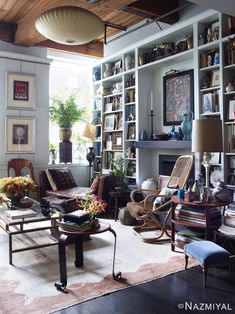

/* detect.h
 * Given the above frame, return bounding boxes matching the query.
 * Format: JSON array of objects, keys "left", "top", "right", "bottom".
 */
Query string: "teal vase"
[{"left": 180, "top": 112, "right": 193, "bottom": 140}]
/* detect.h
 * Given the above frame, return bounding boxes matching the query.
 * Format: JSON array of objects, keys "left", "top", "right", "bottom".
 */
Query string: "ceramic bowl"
[{"left": 153, "top": 134, "right": 170, "bottom": 141}]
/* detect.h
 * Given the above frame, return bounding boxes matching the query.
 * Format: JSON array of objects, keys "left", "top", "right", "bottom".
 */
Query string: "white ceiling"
[{"left": 189, "top": 0, "right": 235, "bottom": 16}]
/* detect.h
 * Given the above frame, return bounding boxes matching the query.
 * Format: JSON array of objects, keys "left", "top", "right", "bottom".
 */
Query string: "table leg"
[
  {"left": 9, "top": 233, "right": 13, "bottom": 265},
  {"left": 108, "top": 228, "right": 122, "bottom": 280},
  {"left": 114, "top": 197, "right": 118, "bottom": 221},
  {"left": 55, "top": 233, "right": 68, "bottom": 291},
  {"left": 74, "top": 234, "right": 83, "bottom": 267}
]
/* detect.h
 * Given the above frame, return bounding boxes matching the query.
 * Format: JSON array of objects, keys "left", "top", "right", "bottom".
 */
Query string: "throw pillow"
[
  {"left": 46, "top": 168, "right": 77, "bottom": 191},
  {"left": 153, "top": 187, "right": 177, "bottom": 206},
  {"left": 89, "top": 175, "right": 100, "bottom": 194}
]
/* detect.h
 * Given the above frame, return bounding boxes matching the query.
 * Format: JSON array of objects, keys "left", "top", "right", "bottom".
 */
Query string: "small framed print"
[
  {"left": 114, "top": 60, "right": 122, "bottom": 74},
  {"left": 127, "top": 124, "right": 136, "bottom": 140},
  {"left": 229, "top": 99, "right": 235, "bottom": 120},
  {"left": 210, "top": 152, "right": 220, "bottom": 164},
  {"left": 6, "top": 117, "right": 35, "bottom": 153},
  {"left": 104, "top": 114, "right": 115, "bottom": 131},
  {"left": 7, "top": 73, "right": 35, "bottom": 109},
  {"left": 210, "top": 69, "right": 220, "bottom": 87},
  {"left": 202, "top": 93, "right": 213, "bottom": 113},
  {"left": 105, "top": 102, "right": 113, "bottom": 112},
  {"left": 112, "top": 131, "right": 123, "bottom": 150}
]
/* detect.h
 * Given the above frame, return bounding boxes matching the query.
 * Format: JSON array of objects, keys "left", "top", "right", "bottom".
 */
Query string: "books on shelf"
[
  {"left": 176, "top": 229, "right": 204, "bottom": 244},
  {"left": 218, "top": 224, "right": 235, "bottom": 235},
  {"left": 5, "top": 209, "right": 38, "bottom": 220}
]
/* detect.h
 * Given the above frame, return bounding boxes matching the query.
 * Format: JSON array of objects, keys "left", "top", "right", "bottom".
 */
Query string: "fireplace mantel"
[{"left": 135, "top": 140, "right": 191, "bottom": 150}]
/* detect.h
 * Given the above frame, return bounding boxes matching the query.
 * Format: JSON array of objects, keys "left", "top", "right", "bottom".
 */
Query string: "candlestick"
[
  {"left": 149, "top": 109, "right": 155, "bottom": 140},
  {"left": 150, "top": 91, "right": 153, "bottom": 110}
]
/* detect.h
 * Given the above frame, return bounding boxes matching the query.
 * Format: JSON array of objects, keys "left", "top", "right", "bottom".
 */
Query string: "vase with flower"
[
  {"left": 79, "top": 193, "right": 107, "bottom": 230},
  {"left": 0, "top": 176, "right": 36, "bottom": 209}
]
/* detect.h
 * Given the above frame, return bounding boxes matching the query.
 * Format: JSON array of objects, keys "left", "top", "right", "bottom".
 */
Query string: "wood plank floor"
[{"left": 53, "top": 266, "right": 235, "bottom": 314}]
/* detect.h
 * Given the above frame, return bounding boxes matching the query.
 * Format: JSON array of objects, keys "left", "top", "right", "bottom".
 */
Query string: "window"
[{"left": 49, "top": 53, "right": 95, "bottom": 163}]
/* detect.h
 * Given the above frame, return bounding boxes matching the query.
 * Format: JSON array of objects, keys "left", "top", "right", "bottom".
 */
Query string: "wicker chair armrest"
[{"left": 130, "top": 188, "right": 158, "bottom": 202}]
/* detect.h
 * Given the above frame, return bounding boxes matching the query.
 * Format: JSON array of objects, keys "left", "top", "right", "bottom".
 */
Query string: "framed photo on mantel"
[{"left": 163, "top": 69, "right": 194, "bottom": 126}]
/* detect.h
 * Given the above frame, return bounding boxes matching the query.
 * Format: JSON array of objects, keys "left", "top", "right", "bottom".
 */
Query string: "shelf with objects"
[{"left": 91, "top": 10, "right": 235, "bottom": 188}]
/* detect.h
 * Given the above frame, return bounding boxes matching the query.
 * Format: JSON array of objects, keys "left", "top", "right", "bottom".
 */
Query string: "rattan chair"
[{"left": 128, "top": 155, "right": 194, "bottom": 243}]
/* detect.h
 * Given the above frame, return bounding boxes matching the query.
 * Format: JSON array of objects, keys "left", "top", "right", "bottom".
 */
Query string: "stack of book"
[
  {"left": 218, "top": 205, "right": 235, "bottom": 236},
  {"left": 175, "top": 205, "right": 221, "bottom": 225},
  {"left": 5, "top": 209, "right": 38, "bottom": 220},
  {"left": 59, "top": 210, "right": 95, "bottom": 233},
  {"left": 176, "top": 229, "right": 204, "bottom": 244}
]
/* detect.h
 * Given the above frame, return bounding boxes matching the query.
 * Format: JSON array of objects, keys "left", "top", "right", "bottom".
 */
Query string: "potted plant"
[
  {"left": 111, "top": 158, "right": 127, "bottom": 189},
  {"left": 49, "top": 95, "right": 86, "bottom": 142}
]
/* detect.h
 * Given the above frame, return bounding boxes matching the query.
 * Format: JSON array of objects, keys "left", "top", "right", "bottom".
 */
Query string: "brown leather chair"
[{"left": 7, "top": 158, "right": 39, "bottom": 199}]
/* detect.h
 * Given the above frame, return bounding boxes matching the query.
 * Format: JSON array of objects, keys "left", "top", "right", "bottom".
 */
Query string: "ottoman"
[{"left": 184, "top": 240, "right": 234, "bottom": 286}]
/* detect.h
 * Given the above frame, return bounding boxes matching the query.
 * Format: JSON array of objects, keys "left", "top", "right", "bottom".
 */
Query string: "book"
[
  {"left": 218, "top": 224, "right": 235, "bottom": 235},
  {"left": 5, "top": 209, "right": 38, "bottom": 220},
  {"left": 59, "top": 220, "right": 93, "bottom": 232},
  {"left": 63, "top": 210, "right": 90, "bottom": 225}
]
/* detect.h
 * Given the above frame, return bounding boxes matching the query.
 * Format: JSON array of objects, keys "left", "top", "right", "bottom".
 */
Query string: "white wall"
[{"left": 0, "top": 42, "right": 89, "bottom": 187}]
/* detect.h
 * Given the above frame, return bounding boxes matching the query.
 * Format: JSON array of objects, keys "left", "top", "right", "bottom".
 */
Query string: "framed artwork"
[
  {"left": 114, "top": 60, "right": 122, "bottom": 74},
  {"left": 127, "top": 124, "right": 136, "bottom": 140},
  {"left": 163, "top": 69, "right": 194, "bottom": 125},
  {"left": 229, "top": 99, "right": 235, "bottom": 120},
  {"left": 210, "top": 69, "right": 220, "bottom": 87},
  {"left": 7, "top": 72, "right": 35, "bottom": 109},
  {"left": 202, "top": 93, "right": 213, "bottom": 113},
  {"left": 6, "top": 117, "right": 35, "bottom": 153},
  {"left": 210, "top": 152, "right": 220, "bottom": 164},
  {"left": 112, "top": 131, "right": 123, "bottom": 150},
  {"left": 104, "top": 114, "right": 115, "bottom": 131}
]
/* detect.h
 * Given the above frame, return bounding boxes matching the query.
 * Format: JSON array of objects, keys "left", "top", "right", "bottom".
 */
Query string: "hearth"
[{"left": 159, "top": 154, "right": 194, "bottom": 179}]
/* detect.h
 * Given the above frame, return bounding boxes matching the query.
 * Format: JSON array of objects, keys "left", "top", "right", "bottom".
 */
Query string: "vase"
[
  {"left": 86, "top": 147, "right": 95, "bottom": 166},
  {"left": 104, "top": 63, "right": 112, "bottom": 78},
  {"left": 59, "top": 128, "right": 72, "bottom": 142},
  {"left": 180, "top": 112, "right": 193, "bottom": 140},
  {"left": 140, "top": 129, "right": 148, "bottom": 141},
  {"left": 125, "top": 54, "right": 134, "bottom": 71},
  {"left": 226, "top": 83, "right": 234, "bottom": 93},
  {"left": 93, "top": 68, "right": 101, "bottom": 81},
  {"left": 89, "top": 217, "right": 100, "bottom": 230},
  {"left": 141, "top": 178, "right": 157, "bottom": 198},
  {"left": 7, "top": 193, "right": 26, "bottom": 209}
]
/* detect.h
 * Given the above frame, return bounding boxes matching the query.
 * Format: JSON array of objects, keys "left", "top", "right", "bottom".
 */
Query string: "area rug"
[{"left": 0, "top": 220, "right": 196, "bottom": 314}]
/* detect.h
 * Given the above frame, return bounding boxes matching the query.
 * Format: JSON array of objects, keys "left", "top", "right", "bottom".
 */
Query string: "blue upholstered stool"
[{"left": 184, "top": 240, "right": 234, "bottom": 286}]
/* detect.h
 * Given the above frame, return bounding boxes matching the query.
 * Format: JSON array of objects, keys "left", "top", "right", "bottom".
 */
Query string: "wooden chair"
[
  {"left": 128, "top": 155, "right": 194, "bottom": 243},
  {"left": 7, "top": 158, "right": 39, "bottom": 199}
]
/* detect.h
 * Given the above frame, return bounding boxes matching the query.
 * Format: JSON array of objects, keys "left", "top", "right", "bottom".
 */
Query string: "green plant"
[
  {"left": 49, "top": 95, "right": 86, "bottom": 128},
  {"left": 49, "top": 143, "right": 57, "bottom": 151},
  {"left": 111, "top": 158, "right": 126, "bottom": 179}
]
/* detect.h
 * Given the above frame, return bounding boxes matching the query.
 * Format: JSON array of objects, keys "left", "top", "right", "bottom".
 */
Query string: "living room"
[{"left": 0, "top": 1, "right": 235, "bottom": 313}]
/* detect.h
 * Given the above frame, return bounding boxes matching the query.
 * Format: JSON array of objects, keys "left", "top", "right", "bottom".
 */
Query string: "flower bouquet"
[
  {"left": 79, "top": 194, "right": 108, "bottom": 229},
  {"left": 0, "top": 176, "right": 36, "bottom": 208}
]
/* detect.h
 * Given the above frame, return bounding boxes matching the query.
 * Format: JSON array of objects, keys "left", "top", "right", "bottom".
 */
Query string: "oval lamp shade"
[{"left": 35, "top": 6, "right": 104, "bottom": 45}]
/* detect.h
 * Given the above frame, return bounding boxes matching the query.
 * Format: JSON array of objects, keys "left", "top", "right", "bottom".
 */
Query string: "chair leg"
[
  {"left": 202, "top": 266, "right": 207, "bottom": 287},
  {"left": 185, "top": 255, "right": 188, "bottom": 270}
]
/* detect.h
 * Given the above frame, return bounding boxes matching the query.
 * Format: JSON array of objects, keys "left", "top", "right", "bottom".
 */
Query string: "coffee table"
[
  {"left": 0, "top": 198, "right": 61, "bottom": 264},
  {"left": 55, "top": 221, "right": 122, "bottom": 291}
]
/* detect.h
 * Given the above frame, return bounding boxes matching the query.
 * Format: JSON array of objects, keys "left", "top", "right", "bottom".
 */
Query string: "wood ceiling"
[{"left": 0, "top": 0, "right": 182, "bottom": 58}]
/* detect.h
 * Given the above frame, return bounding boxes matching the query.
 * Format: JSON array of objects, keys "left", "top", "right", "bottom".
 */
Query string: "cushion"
[
  {"left": 153, "top": 187, "right": 177, "bottom": 206},
  {"left": 89, "top": 174, "right": 100, "bottom": 194},
  {"left": 46, "top": 168, "right": 77, "bottom": 191},
  {"left": 184, "top": 241, "right": 232, "bottom": 264}
]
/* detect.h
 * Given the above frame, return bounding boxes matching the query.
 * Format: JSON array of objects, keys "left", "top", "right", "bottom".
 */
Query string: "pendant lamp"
[{"left": 35, "top": 6, "right": 104, "bottom": 45}]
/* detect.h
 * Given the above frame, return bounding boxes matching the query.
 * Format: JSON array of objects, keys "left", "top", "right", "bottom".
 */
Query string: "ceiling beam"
[{"left": 36, "top": 39, "right": 103, "bottom": 58}]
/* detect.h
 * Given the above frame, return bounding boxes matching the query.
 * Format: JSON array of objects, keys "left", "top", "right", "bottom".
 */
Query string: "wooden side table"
[
  {"left": 55, "top": 221, "right": 121, "bottom": 291},
  {"left": 109, "top": 190, "right": 130, "bottom": 221}
]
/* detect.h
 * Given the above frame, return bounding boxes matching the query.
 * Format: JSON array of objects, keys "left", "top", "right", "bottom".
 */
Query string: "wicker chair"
[{"left": 128, "top": 155, "right": 194, "bottom": 243}]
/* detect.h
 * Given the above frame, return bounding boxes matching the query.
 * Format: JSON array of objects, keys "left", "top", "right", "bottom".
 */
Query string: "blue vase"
[
  {"left": 140, "top": 129, "right": 148, "bottom": 141},
  {"left": 93, "top": 68, "right": 101, "bottom": 81},
  {"left": 180, "top": 112, "right": 193, "bottom": 140}
]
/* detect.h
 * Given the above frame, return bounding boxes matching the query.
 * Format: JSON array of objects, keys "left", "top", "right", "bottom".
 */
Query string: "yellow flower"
[
  {"left": 79, "top": 193, "right": 107, "bottom": 217},
  {"left": 0, "top": 176, "right": 36, "bottom": 197}
]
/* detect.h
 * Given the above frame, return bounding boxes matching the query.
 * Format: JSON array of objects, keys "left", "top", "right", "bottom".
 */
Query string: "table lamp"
[{"left": 191, "top": 119, "right": 222, "bottom": 190}]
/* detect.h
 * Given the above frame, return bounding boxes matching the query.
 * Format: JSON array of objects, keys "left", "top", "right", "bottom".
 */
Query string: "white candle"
[{"left": 150, "top": 91, "right": 153, "bottom": 110}]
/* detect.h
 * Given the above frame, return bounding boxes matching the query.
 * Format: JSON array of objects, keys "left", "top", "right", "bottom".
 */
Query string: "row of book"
[
  {"left": 219, "top": 204, "right": 235, "bottom": 235},
  {"left": 175, "top": 205, "right": 221, "bottom": 225},
  {"left": 59, "top": 210, "right": 96, "bottom": 233},
  {"left": 175, "top": 229, "right": 204, "bottom": 244}
]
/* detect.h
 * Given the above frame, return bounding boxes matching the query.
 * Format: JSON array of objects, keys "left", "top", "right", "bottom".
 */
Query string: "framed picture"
[
  {"left": 210, "top": 69, "right": 220, "bottom": 87},
  {"left": 202, "top": 93, "right": 213, "bottom": 113},
  {"left": 7, "top": 72, "right": 35, "bottom": 109},
  {"left": 127, "top": 124, "right": 136, "bottom": 140},
  {"left": 163, "top": 69, "right": 194, "bottom": 125},
  {"left": 105, "top": 102, "right": 113, "bottom": 112},
  {"left": 112, "top": 131, "right": 123, "bottom": 150},
  {"left": 104, "top": 114, "right": 115, "bottom": 131},
  {"left": 6, "top": 117, "right": 35, "bottom": 153},
  {"left": 229, "top": 99, "right": 235, "bottom": 120},
  {"left": 114, "top": 60, "right": 122, "bottom": 74},
  {"left": 210, "top": 152, "right": 220, "bottom": 164}
]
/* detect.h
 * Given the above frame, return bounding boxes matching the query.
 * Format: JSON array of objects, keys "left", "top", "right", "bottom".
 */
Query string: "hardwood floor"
[{"left": 53, "top": 266, "right": 235, "bottom": 314}]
